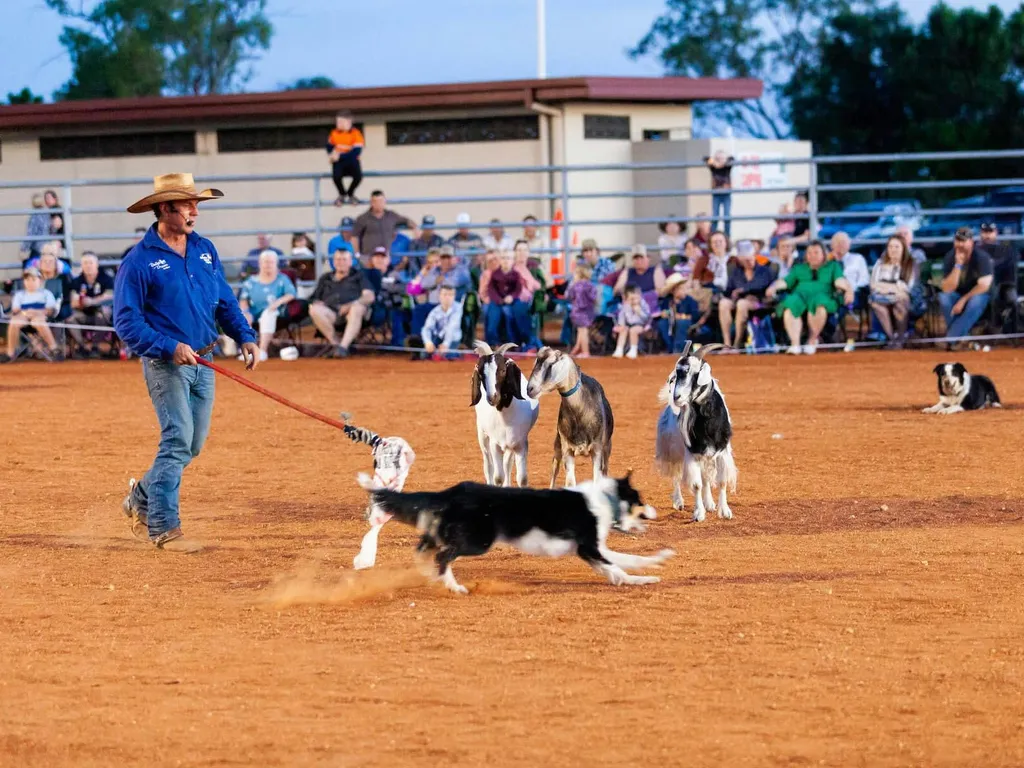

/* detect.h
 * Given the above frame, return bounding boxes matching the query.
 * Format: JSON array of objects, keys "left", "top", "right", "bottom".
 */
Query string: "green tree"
[
  {"left": 786, "top": 3, "right": 1024, "bottom": 200},
  {"left": 6, "top": 88, "right": 44, "bottom": 105},
  {"left": 631, "top": 0, "right": 877, "bottom": 138},
  {"left": 46, "top": 0, "right": 272, "bottom": 100},
  {"left": 284, "top": 76, "right": 338, "bottom": 90}
]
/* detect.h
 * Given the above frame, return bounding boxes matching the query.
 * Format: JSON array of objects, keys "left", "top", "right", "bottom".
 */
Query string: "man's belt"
[{"left": 196, "top": 342, "right": 217, "bottom": 356}]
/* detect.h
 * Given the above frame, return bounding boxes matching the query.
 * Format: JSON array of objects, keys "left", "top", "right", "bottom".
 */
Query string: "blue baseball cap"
[
  {"left": 339, "top": 216, "right": 354, "bottom": 232},
  {"left": 422, "top": 215, "right": 436, "bottom": 227}
]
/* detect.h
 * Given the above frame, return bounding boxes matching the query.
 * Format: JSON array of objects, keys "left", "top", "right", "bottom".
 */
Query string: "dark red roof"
[{"left": 0, "top": 76, "right": 763, "bottom": 130}]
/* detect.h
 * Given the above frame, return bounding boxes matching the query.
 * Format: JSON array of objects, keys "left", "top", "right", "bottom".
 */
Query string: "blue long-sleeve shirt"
[{"left": 114, "top": 225, "right": 257, "bottom": 360}]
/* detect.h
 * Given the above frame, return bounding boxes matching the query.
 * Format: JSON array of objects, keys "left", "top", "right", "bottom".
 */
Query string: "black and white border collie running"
[
  {"left": 655, "top": 342, "right": 737, "bottom": 522},
  {"left": 356, "top": 472, "right": 671, "bottom": 594},
  {"left": 923, "top": 363, "right": 1001, "bottom": 415}
]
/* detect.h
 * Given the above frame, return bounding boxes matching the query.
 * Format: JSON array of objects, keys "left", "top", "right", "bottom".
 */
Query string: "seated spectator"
[
  {"left": 869, "top": 235, "right": 916, "bottom": 348},
  {"left": 408, "top": 215, "right": 445, "bottom": 272},
  {"left": 938, "top": 227, "right": 993, "bottom": 347},
  {"left": 390, "top": 222, "right": 412, "bottom": 268},
  {"left": 37, "top": 248, "right": 72, "bottom": 324},
  {"left": 326, "top": 110, "right": 365, "bottom": 206},
  {"left": 719, "top": 240, "right": 773, "bottom": 348},
  {"left": 692, "top": 231, "right": 730, "bottom": 292},
  {"left": 448, "top": 212, "right": 484, "bottom": 259},
  {"left": 830, "top": 232, "right": 869, "bottom": 292},
  {"left": 895, "top": 224, "right": 927, "bottom": 265},
  {"left": 566, "top": 263, "right": 597, "bottom": 358},
  {"left": 692, "top": 215, "right": 712, "bottom": 252},
  {"left": 979, "top": 221, "right": 1019, "bottom": 329},
  {"left": 289, "top": 232, "right": 317, "bottom": 281},
  {"left": 414, "top": 245, "right": 472, "bottom": 331},
  {"left": 522, "top": 215, "right": 551, "bottom": 263},
  {"left": 20, "top": 193, "right": 50, "bottom": 263},
  {"left": 577, "top": 238, "right": 616, "bottom": 284},
  {"left": 483, "top": 218, "right": 515, "bottom": 252},
  {"left": 239, "top": 250, "right": 297, "bottom": 362},
  {"left": 658, "top": 273, "right": 704, "bottom": 353},
  {"left": 243, "top": 234, "right": 285, "bottom": 275},
  {"left": 477, "top": 249, "right": 500, "bottom": 306},
  {"left": 67, "top": 251, "right": 115, "bottom": 358},
  {"left": 308, "top": 250, "right": 374, "bottom": 358},
  {"left": 790, "top": 191, "right": 811, "bottom": 243},
  {"left": 365, "top": 246, "right": 410, "bottom": 344},
  {"left": 612, "top": 285, "right": 652, "bottom": 359},
  {"left": 767, "top": 240, "right": 853, "bottom": 355},
  {"left": 353, "top": 191, "right": 418, "bottom": 259},
  {"left": 25, "top": 240, "right": 71, "bottom": 276},
  {"left": 667, "top": 238, "right": 701, "bottom": 282},
  {"left": 770, "top": 203, "right": 796, "bottom": 249},
  {"left": 484, "top": 250, "right": 530, "bottom": 346},
  {"left": 411, "top": 284, "right": 463, "bottom": 360},
  {"left": 769, "top": 237, "right": 798, "bottom": 280},
  {"left": 657, "top": 217, "right": 687, "bottom": 262},
  {"left": 122, "top": 227, "right": 147, "bottom": 259},
  {"left": 614, "top": 245, "right": 666, "bottom": 304},
  {"left": 326, "top": 217, "right": 356, "bottom": 270},
  {"left": 2, "top": 267, "right": 61, "bottom": 363}
]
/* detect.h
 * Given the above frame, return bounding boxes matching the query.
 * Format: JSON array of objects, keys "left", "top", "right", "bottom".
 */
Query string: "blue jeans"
[
  {"left": 657, "top": 317, "right": 693, "bottom": 352},
  {"left": 712, "top": 192, "right": 732, "bottom": 236},
  {"left": 938, "top": 291, "right": 989, "bottom": 340},
  {"left": 484, "top": 300, "right": 530, "bottom": 346},
  {"left": 130, "top": 356, "right": 215, "bottom": 538},
  {"left": 390, "top": 308, "right": 409, "bottom": 346}
]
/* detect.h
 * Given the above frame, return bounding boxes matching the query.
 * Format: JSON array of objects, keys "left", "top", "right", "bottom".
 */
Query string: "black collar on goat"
[{"left": 470, "top": 342, "right": 526, "bottom": 411}]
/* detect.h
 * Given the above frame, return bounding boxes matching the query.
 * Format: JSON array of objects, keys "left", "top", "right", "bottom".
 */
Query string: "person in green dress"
[{"left": 766, "top": 240, "right": 854, "bottom": 355}]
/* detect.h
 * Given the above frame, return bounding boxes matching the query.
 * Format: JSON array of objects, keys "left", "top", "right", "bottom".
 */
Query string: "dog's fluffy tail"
[{"left": 356, "top": 473, "right": 430, "bottom": 529}]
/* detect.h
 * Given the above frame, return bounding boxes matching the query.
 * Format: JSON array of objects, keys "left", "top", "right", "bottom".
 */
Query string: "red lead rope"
[{"left": 195, "top": 357, "right": 348, "bottom": 432}]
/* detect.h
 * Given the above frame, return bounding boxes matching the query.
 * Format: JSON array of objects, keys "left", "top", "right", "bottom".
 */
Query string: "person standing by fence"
[
  {"left": 705, "top": 150, "right": 735, "bottom": 236},
  {"left": 115, "top": 173, "right": 260, "bottom": 553},
  {"left": 327, "top": 111, "right": 365, "bottom": 206}
]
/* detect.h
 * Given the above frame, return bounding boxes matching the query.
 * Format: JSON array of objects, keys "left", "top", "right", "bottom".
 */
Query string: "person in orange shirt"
[{"left": 326, "top": 111, "right": 365, "bottom": 206}]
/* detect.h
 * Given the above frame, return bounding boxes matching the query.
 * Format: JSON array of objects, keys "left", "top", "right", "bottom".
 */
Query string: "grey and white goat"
[
  {"left": 655, "top": 342, "right": 737, "bottom": 522},
  {"left": 527, "top": 347, "right": 614, "bottom": 487},
  {"left": 471, "top": 341, "right": 540, "bottom": 487}
]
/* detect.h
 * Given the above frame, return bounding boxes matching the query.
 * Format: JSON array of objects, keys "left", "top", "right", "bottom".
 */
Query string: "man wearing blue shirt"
[{"left": 114, "top": 173, "right": 260, "bottom": 553}]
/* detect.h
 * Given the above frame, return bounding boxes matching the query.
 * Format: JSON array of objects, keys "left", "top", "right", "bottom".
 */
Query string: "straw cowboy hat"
[
  {"left": 127, "top": 173, "right": 223, "bottom": 214},
  {"left": 663, "top": 272, "right": 688, "bottom": 293}
]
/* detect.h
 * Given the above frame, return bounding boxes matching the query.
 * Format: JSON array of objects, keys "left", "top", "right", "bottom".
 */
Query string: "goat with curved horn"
[
  {"left": 694, "top": 343, "right": 725, "bottom": 360},
  {"left": 473, "top": 340, "right": 494, "bottom": 357}
]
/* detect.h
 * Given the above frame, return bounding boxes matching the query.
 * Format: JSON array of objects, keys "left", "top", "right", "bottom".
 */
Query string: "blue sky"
[{"left": 1, "top": 0, "right": 1020, "bottom": 99}]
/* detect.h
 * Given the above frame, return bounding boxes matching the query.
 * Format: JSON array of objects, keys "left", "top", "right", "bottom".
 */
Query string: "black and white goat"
[
  {"left": 655, "top": 342, "right": 737, "bottom": 522},
  {"left": 526, "top": 347, "right": 614, "bottom": 488},
  {"left": 357, "top": 471, "right": 669, "bottom": 594},
  {"left": 471, "top": 341, "right": 540, "bottom": 487}
]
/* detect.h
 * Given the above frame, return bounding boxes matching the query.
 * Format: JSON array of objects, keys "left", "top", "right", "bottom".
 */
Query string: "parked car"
[
  {"left": 915, "top": 186, "right": 1024, "bottom": 260},
  {"left": 817, "top": 199, "right": 924, "bottom": 242}
]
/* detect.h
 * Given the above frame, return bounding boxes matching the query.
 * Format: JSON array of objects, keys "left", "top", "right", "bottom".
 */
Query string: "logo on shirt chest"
[
  {"left": 149, "top": 259, "right": 170, "bottom": 271},
  {"left": 199, "top": 253, "right": 213, "bottom": 266}
]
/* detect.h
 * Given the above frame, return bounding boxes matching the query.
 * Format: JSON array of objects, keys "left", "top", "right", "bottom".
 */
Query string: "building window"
[
  {"left": 643, "top": 129, "right": 670, "bottom": 141},
  {"left": 40, "top": 131, "right": 196, "bottom": 161},
  {"left": 217, "top": 123, "right": 363, "bottom": 153},
  {"left": 584, "top": 114, "right": 631, "bottom": 140},
  {"left": 386, "top": 115, "right": 540, "bottom": 146}
]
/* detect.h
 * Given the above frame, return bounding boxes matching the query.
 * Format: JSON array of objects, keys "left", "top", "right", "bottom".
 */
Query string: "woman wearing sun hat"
[{"left": 114, "top": 173, "right": 260, "bottom": 553}]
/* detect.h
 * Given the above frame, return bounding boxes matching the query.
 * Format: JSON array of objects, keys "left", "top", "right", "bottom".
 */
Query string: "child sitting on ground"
[
  {"left": 408, "top": 284, "right": 463, "bottom": 360},
  {"left": 565, "top": 264, "right": 597, "bottom": 357},
  {"left": 613, "top": 285, "right": 651, "bottom": 359}
]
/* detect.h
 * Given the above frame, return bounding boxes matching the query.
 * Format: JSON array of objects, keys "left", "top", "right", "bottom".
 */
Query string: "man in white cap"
[
  {"left": 114, "top": 173, "right": 260, "bottom": 553},
  {"left": 447, "top": 212, "right": 483, "bottom": 262}
]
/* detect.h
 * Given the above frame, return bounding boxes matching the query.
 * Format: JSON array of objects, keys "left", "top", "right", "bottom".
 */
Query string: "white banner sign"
[{"left": 734, "top": 153, "right": 788, "bottom": 189}]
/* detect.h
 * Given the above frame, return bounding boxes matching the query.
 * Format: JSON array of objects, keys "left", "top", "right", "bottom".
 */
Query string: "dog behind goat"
[
  {"left": 923, "top": 363, "right": 1001, "bottom": 415},
  {"left": 356, "top": 472, "right": 670, "bottom": 594},
  {"left": 655, "top": 343, "right": 737, "bottom": 522}
]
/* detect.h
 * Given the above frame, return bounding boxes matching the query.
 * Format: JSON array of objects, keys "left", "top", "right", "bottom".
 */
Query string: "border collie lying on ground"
[
  {"left": 356, "top": 472, "right": 672, "bottom": 594},
  {"left": 923, "top": 363, "right": 1001, "bottom": 415}
]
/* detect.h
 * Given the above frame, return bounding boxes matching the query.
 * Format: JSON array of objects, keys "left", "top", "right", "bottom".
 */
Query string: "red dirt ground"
[{"left": 2, "top": 349, "right": 1023, "bottom": 767}]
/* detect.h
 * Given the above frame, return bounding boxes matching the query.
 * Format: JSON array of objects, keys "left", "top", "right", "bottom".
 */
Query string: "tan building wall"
[
  {"left": 632, "top": 137, "right": 812, "bottom": 254},
  {"left": 0, "top": 101, "right": 697, "bottom": 278}
]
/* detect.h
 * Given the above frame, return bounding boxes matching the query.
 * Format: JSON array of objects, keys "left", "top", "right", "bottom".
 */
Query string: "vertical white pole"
[{"left": 537, "top": 0, "right": 547, "bottom": 79}]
